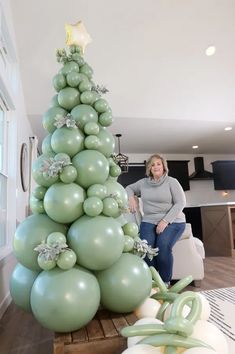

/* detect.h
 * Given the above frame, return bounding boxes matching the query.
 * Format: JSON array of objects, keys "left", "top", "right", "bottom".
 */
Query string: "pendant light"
[{"left": 114, "top": 134, "right": 129, "bottom": 173}]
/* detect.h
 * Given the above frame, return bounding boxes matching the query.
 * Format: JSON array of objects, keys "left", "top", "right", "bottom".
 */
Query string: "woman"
[{"left": 126, "top": 154, "right": 186, "bottom": 285}]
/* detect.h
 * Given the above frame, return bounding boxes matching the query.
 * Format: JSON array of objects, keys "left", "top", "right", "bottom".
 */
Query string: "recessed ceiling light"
[
  {"left": 205, "top": 46, "right": 216, "bottom": 56},
  {"left": 192, "top": 145, "right": 199, "bottom": 149},
  {"left": 224, "top": 126, "right": 232, "bottom": 131}
]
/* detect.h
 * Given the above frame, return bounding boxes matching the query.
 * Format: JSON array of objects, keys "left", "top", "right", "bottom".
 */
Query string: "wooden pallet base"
[{"left": 53, "top": 310, "right": 138, "bottom": 354}]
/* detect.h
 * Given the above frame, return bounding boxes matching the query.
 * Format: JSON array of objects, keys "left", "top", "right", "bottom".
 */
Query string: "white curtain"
[{"left": 27, "top": 136, "right": 38, "bottom": 214}]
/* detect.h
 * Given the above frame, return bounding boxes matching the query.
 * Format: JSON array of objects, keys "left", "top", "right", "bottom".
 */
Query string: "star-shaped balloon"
[{"left": 65, "top": 21, "right": 92, "bottom": 54}]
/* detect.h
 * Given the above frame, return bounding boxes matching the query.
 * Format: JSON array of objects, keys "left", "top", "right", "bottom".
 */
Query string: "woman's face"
[{"left": 150, "top": 158, "right": 164, "bottom": 179}]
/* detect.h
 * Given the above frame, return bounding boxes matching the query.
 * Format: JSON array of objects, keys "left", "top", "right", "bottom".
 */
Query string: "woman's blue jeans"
[{"left": 140, "top": 221, "right": 186, "bottom": 283}]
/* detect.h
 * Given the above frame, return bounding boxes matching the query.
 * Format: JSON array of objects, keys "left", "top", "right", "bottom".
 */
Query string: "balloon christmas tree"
[{"left": 10, "top": 22, "right": 154, "bottom": 333}]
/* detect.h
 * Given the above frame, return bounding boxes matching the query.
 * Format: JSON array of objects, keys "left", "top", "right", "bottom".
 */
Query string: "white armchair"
[
  {"left": 123, "top": 202, "right": 205, "bottom": 287},
  {"left": 172, "top": 223, "right": 205, "bottom": 286}
]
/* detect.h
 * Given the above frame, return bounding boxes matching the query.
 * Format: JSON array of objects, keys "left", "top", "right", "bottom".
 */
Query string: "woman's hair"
[{"left": 146, "top": 154, "right": 168, "bottom": 177}]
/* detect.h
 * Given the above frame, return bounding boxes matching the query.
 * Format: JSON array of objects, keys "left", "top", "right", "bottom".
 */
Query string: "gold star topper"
[{"left": 65, "top": 21, "right": 92, "bottom": 54}]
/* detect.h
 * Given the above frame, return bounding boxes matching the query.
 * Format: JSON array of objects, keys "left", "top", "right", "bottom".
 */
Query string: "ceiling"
[{"left": 10, "top": 0, "right": 235, "bottom": 154}]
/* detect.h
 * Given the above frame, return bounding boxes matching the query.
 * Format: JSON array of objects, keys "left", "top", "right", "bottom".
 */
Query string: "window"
[{"left": 0, "top": 99, "right": 8, "bottom": 248}]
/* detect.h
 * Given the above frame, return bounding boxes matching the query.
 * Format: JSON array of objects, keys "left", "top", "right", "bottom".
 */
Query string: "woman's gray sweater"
[{"left": 125, "top": 174, "right": 186, "bottom": 224}]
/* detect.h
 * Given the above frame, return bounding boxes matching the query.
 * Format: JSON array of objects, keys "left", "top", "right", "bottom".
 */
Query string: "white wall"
[
  {"left": 128, "top": 153, "right": 235, "bottom": 206},
  {"left": 0, "top": 0, "right": 33, "bottom": 318}
]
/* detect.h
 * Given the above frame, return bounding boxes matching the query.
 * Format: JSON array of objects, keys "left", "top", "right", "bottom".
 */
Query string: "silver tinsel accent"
[
  {"left": 40, "top": 157, "right": 71, "bottom": 177},
  {"left": 34, "top": 241, "right": 69, "bottom": 261},
  {"left": 54, "top": 114, "right": 77, "bottom": 129},
  {"left": 91, "top": 84, "right": 109, "bottom": 94},
  {"left": 133, "top": 238, "right": 159, "bottom": 261}
]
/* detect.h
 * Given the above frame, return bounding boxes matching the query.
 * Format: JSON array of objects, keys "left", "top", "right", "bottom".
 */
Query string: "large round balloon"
[
  {"left": 32, "top": 154, "right": 58, "bottom": 187},
  {"left": 96, "top": 127, "right": 115, "bottom": 157},
  {"left": 104, "top": 178, "right": 128, "bottom": 207},
  {"left": 51, "top": 126, "right": 84, "bottom": 157},
  {"left": 13, "top": 214, "right": 67, "bottom": 270},
  {"left": 71, "top": 104, "right": 98, "bottom": 129},
  {"left": 72, "top": 150, "right": 109, "bottom": 188},
  {"left": 58, "top": 87, "right": 80, "bottom": 111},
  {"left": 44, "top": 182, "right": 85, "bottom": 223},
  {"left": 43, "top": 107, "right": 67, "bottom": 134},
  {"left": 96, "top": 253, "right": 152, "bottom": 313},
  {"left": 30, "top": 266, "right": 100, "bottom": 332},
  {"left": 68, "top": 215, "right": 124, "bottom": 270},
  {"left": 10, "top": 263, "right": 40, "bottom": 312}
]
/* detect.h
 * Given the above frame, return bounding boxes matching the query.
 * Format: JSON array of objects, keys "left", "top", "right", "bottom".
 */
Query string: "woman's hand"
[
  {"left": 156, "top": 219, "right": 168, "bottom": 234},
  {"left": 128, "top": 196, "right": 139, "bottom": 213}
]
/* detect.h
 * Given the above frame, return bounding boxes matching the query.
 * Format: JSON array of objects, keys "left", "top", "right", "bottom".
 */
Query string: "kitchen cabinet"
[{"left": 200, "top": 204, "right": 235, "bottom": 256}]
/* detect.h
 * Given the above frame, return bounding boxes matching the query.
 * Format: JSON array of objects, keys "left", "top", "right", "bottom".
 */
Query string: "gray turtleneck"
[{"left": 126, "top": 174, "right": 186, "bottom": 224}]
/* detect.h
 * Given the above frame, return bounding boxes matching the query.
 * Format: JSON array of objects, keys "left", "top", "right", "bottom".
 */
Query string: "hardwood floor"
[{"left": 0, "top": 257, "right": 235, "bottom": 354}]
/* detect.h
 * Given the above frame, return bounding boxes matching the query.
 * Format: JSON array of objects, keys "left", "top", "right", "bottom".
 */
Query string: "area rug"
[{"left": 200, "top": 287, "right": 235, "bottom": 353}]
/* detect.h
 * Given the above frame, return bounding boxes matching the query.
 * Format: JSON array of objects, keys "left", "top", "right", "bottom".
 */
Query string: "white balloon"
[
  {"left": 122, "top": 344, "right": 163, "bottom": 354},
  {"left": 134, "top": 298, "right": 161, "bottom": 319},
  {"left": 127, "top": 317, "right": 163, "bottom": 348},
  {"left": 197, "top": 293, "right": 211, "bottom": 321},
  {"left": 190, "top": 320, "right": 229, "bottom": 354},
  {"left": 183, "top": 348, "right": 218, "bottom": 354}
]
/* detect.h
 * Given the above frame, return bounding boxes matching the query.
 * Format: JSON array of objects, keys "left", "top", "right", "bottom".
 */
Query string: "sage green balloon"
[
  {"left": 37, "top": 254, "right": 56, "bottom": 271},
  {"left": 123, "top": 235, "right": 135, "bottom": 252},
  {"left": 71, "top": 104, "right": 98, "bottom": 129},
  {"left": 30, "top": 196, "right": 45, "bottom": 214},
  {"left": 41, "top": 134, "right": 54, "bottom": 156},
  {"left": 51, "top": 127, "right": 84, "bottom": 157},
  {"left": 47, "top": 232, "right": 67, "bottom": 246},
  {"left": 71, "top": 52, "right": 84, "bottom": 65},
  {"left": 50, "top": 94, "right": 60, "bottom": 108},
  {"left": 94, "top": 98, "right": 110, "bottom": 113},
  {"left": 66, "top": 71, "right": 82, "bottom": 87},
  {"left": 80, "top": 91, "right": 100, "bottom": 105},
  {"left": 58, "top": 87, "right": 80, "bottom": 110},
  {"left": 54, "top": 152, "right": 71, "bottom": 164},
  {"left": 60, "top": 61, "right": 79, "bottom": 75},
  {"left": 30, "top": 266, "right": 100, "bottom": 332},
  {"left": 99, "top": 111, "right": 113, "bottom": 127},
  {"left": 79, "top": 63, "right": 93, "bottom": 79},
  {"left": 32, "top": 186, "right": 47, "bottom": 200},
  {"left": 83, "top": 196, "right": 103, "bottom": 217},
  {"left": 87, "top": 184, "right": 107, "bottom": 200},
  {"left": 13, "top": 214, "right": 67, "bottom": 271},
  {"left": 10, "top": 263, "right": 40, "bottom": 312},
  {"left": 84, "top": 135, "right": 100, "bottom": 149},
  {"left": 110, "top": 165, "right": 122, "bottom": 177},
  {"left": 57, "top": 249, "right": 77, "bottom": 270},
  {"left": 60, "top": 165, "right": 77, "bottom": 183},
  {"left": 122, "top": 222, "right": 139, "bottom": 238},
  {"left": 96, "top": 127, "right": 115, "bottom": 157},
  {"left": 104, "top": 178, "right": 128, "bottom": 208},
  {"left": 68, "top": 215, "right": 124, "bottom": 271},
  {"left": 102, "top": 197, "right": 120, "bottom": 217},
  {"left": 43, "top": 182, "right": 85, "bottom": 224},
  {"left": 72, "top": 150, "right": 109, "bottom": 188},
  {"left": 53, "top": 73, "right": 67, "bottom": 92},
  {"left": 96, "top": 253, "right": 152, "bottom": 313},
  {"left": 43, "top": 107, "right": 67, "bottom": 134},
  {"left": 84, "top": 121, "right": 100, "bottom": 135},
  {"left": 32, "top": 154, "right": 59, "bottom": 187},
  {"left": 78, "top": 80, "right": 92, "bottom": 92}
]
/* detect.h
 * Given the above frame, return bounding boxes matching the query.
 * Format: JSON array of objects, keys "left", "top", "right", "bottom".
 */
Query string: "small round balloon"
[
  {"left": 96, "top": 127, "right": 115, "bottom": 157},
  {"left": 60, "top": 165, "right": 77, "bottom": 183},
  {"left": 43, "top": 107, "right": 67, "bottom": 134},
  {"left": 60, "top": 61, "right": 79, "bottom": 75},
  {"left": 99, "top": 111, "right": 113, "bottom": 127},
  {"left": 122, "top": 223, "right": 139, "bottom": 238},
  {"left": 53, "top": 73, "right": 67, "bottom": 92},
  {"left": 32, "top": 186, "right": 47, "bottom": 200},
  {"left": 56, "top": 249, "right": 77, "bottom": 270},
  {"left": 47, "top": 232, "right": 67, "bottom": 246},
  {"left": 32, "top": 154, "right": 58, "bottom": 187},
  {"left": 83, "top": 197, "right": 103, "bottom": 217},
  {"left": 37, "top": 254, "right": 57, "bottom": 271},
  {"left": 87, "top": 184, "right": 107, "bottom": 200},
  {"left": 30, "top": 266, "right": 100, "bottom": 332},
  {"left": 102, "top": 197, "right": 120, "bottom": 217}
]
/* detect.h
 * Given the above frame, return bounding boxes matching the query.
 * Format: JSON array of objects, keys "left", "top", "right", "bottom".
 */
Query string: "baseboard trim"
[{"left": 0, "top": 292, "right": 12, "bottom": 320}]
